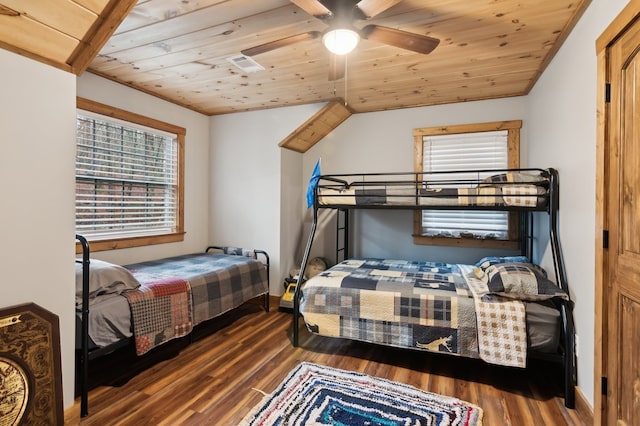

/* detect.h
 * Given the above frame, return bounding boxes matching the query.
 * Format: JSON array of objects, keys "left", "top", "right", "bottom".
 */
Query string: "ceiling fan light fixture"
[{"left": 323, "top": 28, "right": 359, "bottom": 55}]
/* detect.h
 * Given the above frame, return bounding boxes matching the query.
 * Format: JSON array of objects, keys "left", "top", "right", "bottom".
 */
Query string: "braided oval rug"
[{"left": 240, "top": 362, "right": 483, "bottom": 426}]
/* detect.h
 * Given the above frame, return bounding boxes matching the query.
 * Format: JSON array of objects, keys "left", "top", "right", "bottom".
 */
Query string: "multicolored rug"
[{"left": 241, "top": 362, "right": 483, "bottom": 425}]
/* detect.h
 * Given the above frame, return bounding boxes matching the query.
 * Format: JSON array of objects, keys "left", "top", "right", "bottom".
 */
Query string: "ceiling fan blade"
[
  {"left": 361, "top": 25, "right": 439, "bottom": 54},
  {"left": 328, "top": 54, "right": 345, "bottom": 81},
  {"left": 355, "top": 0, "right": 403, "bottom": 19},
  {"left": 241, "top": 31, "right": 322, "bottom": 56},
  {"left": 290, "top": 0, "right": 332, "bottom": 19}
]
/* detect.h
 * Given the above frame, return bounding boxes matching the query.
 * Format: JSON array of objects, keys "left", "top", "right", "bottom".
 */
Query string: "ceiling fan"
[{"left": 240, "top": 0, "right": 440, "bottom": 80}]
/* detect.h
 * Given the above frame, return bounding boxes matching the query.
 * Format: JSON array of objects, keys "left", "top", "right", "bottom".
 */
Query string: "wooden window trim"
[
  {"left": 412, "top": 120, "right": 522, "bottom": 249},
  {"left": 75, "top": 97, "right": 186, "bottom": 253}
]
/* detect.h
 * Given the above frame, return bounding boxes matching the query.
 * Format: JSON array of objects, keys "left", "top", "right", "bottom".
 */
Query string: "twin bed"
[
  {"left": 292, "top": 168, "right": 576, "bottom": 408},
  {"left": 75, "top": 239, "right": 269, "bottom": 417}
]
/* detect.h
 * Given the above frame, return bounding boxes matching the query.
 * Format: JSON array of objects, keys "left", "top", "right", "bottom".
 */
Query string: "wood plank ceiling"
[
  {"left": 0, "top": 0, "right": 136, "bottom": 74},
  {"left": 1, "top": 0, "right": 590, "bottom": 116}
]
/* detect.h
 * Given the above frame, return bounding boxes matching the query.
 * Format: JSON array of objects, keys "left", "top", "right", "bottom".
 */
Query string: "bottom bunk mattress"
[
  {"left": 76, "top": 252, "right": 268, "bottom": 354},
  {"left": 299, "top": 258, "right": 564, "bottom": 368}
]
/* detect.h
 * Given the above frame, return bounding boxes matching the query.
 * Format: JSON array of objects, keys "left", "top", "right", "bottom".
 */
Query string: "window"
[
  {"left": 413, "top": 120, "right": 521, "bottom": 248},
  {"left": 76, "top": 98, "right": 185, "bottom": 252}
]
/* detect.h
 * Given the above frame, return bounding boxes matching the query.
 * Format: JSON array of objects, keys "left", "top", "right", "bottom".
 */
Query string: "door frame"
[{"left": 595, "top": 2, "right": 640, "bottom": 425}]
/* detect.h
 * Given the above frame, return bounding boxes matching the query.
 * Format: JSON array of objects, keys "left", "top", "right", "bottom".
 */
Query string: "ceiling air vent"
[{"left": 227, "top": 54, "right": 265, "bottom": 73}]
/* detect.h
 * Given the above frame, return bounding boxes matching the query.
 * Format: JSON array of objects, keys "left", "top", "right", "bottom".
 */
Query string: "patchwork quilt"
[
  {"left": 299, "top": 258, "right": 566, "bottom": 368},
  {"left": 300, "top": 259, "right": 480, "bottom": 359},
  {"left": 317, "top": 172, "right": 549, "bottom": 208},
  {"left": 124, "top": 253, "right": 268, "bottom": 355},
  {"left": 123, "top": 277, "right": 193, "bottom": 356}
]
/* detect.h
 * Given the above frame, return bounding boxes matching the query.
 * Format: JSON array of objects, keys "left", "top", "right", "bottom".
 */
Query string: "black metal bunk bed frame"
[
  {"left": 74, "top": 236, "right": 270, "bottom": 417},
  {"left": 291, "top": 167, "right": 576, "bottom": 408}
]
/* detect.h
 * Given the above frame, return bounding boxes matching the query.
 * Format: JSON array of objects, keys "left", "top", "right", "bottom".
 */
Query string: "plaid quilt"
[
  {"left": 299, "top": 258, "right": 560, "bottom": 368},
  {"left": 124, "top": 253, "right": 268, "bottom": 355},
  {"left": 317, "top": 172, "right": 548, "bottom": 208},
  {"left": 460, "top": 264, "right": 528, "bottom": 367},
  {"left": 124, "top": 277, "right": 192, "bottom": 355},
  {"left": 300, "top": 259, "right": 480, "bottom": 359},
  {"left": 318, "top": 185, "right": 546, "bottom": 207}
]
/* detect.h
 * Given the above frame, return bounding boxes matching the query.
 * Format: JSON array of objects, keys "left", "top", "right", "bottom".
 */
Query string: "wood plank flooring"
[{"left": 64, "top": 298, "right": 586, "bottom": 425}]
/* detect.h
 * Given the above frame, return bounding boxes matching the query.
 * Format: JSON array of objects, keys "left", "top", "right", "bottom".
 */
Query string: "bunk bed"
[
  {"left": 75, "top": 236, "right": 270, "bottom": 417},
  {"left": 292, "top": 168, "right": 576, "bottom": 408}
]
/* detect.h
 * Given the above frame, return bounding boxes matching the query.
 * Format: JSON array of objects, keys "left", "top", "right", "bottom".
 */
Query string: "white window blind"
[
  {"left": 421, "top": 130, "right": 509, "bottom": 239},
  {"left": 75, "top": 112, "right": 179, "bottom": 239}
]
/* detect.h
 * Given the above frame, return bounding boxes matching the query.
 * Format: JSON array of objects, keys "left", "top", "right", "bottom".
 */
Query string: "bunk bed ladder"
[
  {"left": 519, "top": 211, "right": 533, "bottom": 260},
  {"left": 293, "top": 201, "right": 318, "bottom": 347},
  {"left": 335, "top": 208, "right": 349, "bottom": 262}
]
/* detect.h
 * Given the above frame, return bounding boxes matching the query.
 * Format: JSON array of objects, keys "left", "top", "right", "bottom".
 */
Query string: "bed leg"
[
  {"left": 293, "top": 304, "right": 299, "bottom": 347},
  {"left": 264, "top": 292, "right": 270, "bottom": 312},
  {"left": 561, "top": 301, "right": 576, "bottom": 408}
]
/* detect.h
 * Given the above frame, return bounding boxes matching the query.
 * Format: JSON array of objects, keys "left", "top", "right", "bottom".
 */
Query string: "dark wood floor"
[{"left": 65, "top": 298, "right": 586, "bottom": 425}]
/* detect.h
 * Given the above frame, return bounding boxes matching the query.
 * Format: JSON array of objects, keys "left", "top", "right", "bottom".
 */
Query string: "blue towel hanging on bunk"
[{"left": 307, "top": 159, "right": 321, "bottom": 208}]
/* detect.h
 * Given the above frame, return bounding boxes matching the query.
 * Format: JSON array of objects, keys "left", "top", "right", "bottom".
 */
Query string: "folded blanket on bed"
[
  {"left": 459, "top": 264, "right": 526, "bottom": 367},
  {"left": 123, "top": 277, "right": 193, "bottom": 355}
]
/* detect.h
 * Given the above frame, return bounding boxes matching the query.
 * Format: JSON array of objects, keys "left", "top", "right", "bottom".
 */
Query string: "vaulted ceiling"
[{"left": 1, "top": 0, "right": 589, "bottom": 116}]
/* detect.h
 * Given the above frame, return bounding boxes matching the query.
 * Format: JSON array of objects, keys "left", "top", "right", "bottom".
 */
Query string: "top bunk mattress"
[{"left": 316, "top": 169, "right": 551, "bottom": 209}]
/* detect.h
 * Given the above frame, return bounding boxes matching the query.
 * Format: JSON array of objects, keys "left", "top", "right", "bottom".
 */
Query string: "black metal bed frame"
[
  {"left": 74, "top": 236, "right": 270, "bottom": 417},
  {"left": 291, "top": 167, "right": 576, "bottom": 408}
]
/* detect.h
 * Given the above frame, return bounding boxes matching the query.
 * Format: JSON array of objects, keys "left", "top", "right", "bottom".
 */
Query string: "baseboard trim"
[{"left": 574, "top": 386, "right": 593, "bottom": 424}]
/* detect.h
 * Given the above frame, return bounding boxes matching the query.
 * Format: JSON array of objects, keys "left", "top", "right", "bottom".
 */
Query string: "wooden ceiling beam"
[
  {"left": 69, "top": 0, "right": 138, "bottom": 75},
  {"left": 279, "top": 100, "right": 352, "bottom": 153}
]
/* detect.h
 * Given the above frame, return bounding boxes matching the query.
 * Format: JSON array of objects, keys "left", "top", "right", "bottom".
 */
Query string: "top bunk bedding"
[{"left": 315, "top": 169, "right": 552, "bottom": 210}]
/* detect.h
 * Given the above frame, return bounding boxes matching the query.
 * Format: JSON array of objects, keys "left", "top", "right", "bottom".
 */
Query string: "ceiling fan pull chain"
[
  {"left": 344, "top": 54, "right": 348, "bottom": 107},
  {"left": 332, "top": 73, "right": 337, "bottom": 98}
]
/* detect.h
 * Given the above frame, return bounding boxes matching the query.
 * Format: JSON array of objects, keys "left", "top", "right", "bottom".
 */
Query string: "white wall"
[
  {"left": 527, "top": 0, "right": 629, "bottom": 407},
  {"left": 0, "top": 67, "right": 210, "bottom": 411},
  {"left": 280, "top": 148, "right": 303, "bottom": 283},
  {"left": 301, "top": 97, "right": 530, "bottom": 265},
  {"left": 76, "top": 73, "right": 211, "bottom": 266},
  {"left": 0, "top": 50, "right": 77, "bottom": 408},
  {"left": 209, "top": 104, "right": 323, "bottom": 293}
]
